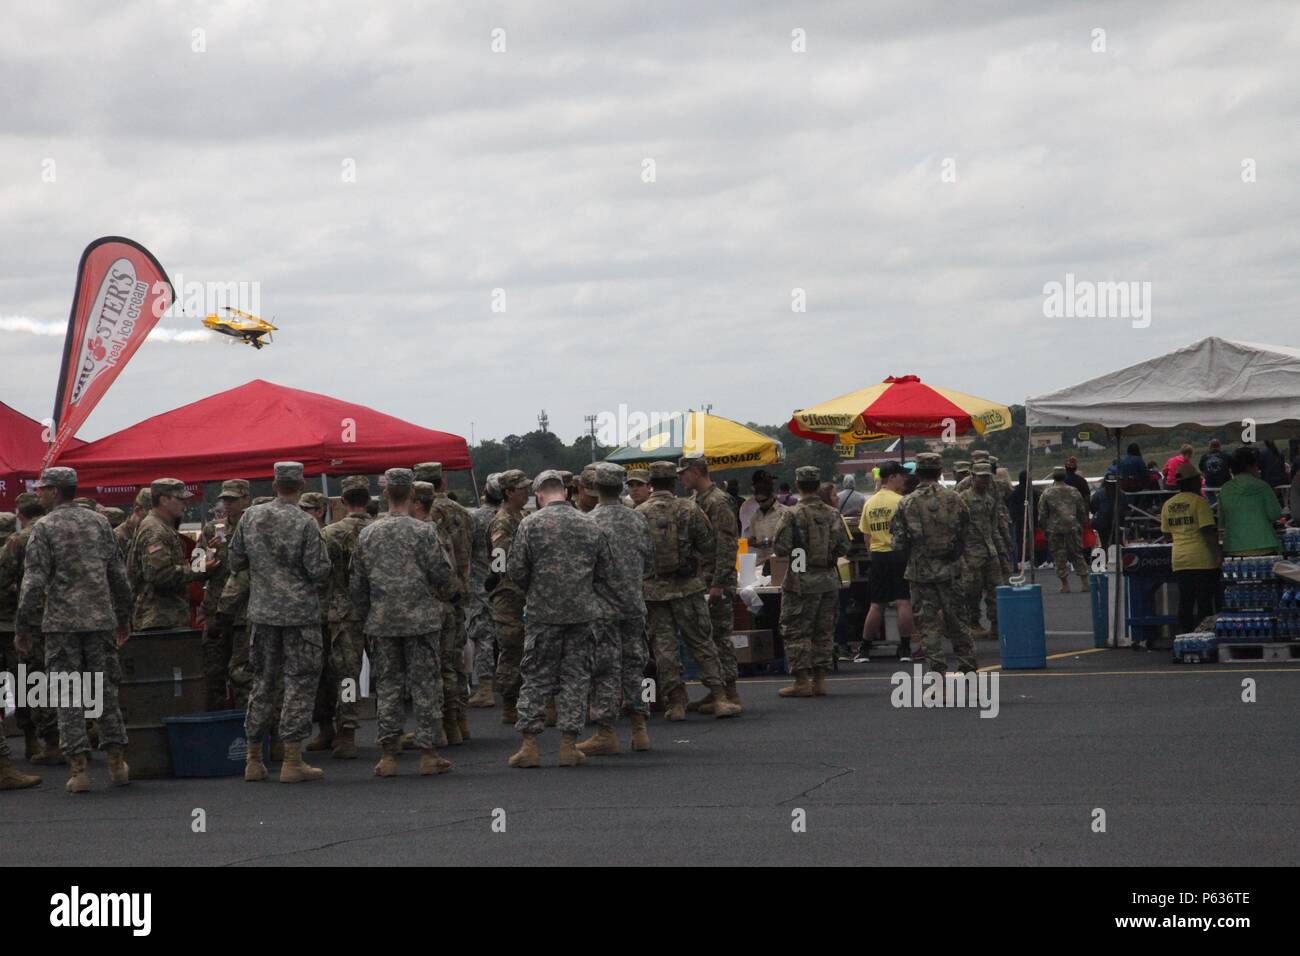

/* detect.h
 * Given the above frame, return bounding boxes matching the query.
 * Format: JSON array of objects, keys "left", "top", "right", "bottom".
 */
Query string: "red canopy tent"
[
  {"left": 0, "top": 402, "right": 86, "bottom": 512},
  {"left": 59, "top": 380, "right": 471, "bottom": 498}
]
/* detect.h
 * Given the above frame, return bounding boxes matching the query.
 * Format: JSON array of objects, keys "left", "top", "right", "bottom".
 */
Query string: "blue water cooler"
[{"left": 996, "top": 584, "right": 1047, "bottom": 669}]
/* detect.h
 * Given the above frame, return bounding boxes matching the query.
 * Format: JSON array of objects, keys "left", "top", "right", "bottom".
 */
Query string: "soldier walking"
[
  {"left": 891, "top": 452, "right": 976, "bottom": 674},
  {"left": 636, "top": 461, "right": 741, "bottom": 721},
  {"left": 230, "top": 462, "right": 332, "bottom": 784},
  {"left": 1039, "top": 466, "right": 1090, "bottom": 592},
  {"left": 959, "top": 461, "right": 1011, "bottom": 639},
  {"left": 577, "top": 462, "right": 655, "bottom": 756},
  {"left": 16, "top": 467, "right": 134, "bottom": 793},
  {"left": 774, "top": 466, "right": 852, "bottom": 698},
  {"left": 351, "top": 469, "right": 454, "bottom": 777},
  {"left": 506, "top": 471, "right": 614, "bottom": 768}
]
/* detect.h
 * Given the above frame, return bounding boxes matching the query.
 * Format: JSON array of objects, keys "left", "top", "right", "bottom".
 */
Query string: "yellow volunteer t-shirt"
[
  {"left": 860, "top": 489, "right": 901, "bottom": 553},
  {"left": 1160, "top": 492, "right": 1217, "bottom": 571}
]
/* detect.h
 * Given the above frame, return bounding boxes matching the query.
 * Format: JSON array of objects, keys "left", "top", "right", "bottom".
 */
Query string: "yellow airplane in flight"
[{"left": 202, "top": 307, "right": 277, "bottom": 349}]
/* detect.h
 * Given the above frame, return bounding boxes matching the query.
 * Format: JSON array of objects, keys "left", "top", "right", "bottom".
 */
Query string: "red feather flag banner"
[{"left": 44, "top": 237, "right": 174, "bottom": 468}]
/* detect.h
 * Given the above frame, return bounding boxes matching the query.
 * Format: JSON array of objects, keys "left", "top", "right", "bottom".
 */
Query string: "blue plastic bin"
[
  {"left": 162, "top": 709, "right": 257, "bottom": 778},
  {"left": 996, "top": 584, "right": 1047, "bottom": 669}
]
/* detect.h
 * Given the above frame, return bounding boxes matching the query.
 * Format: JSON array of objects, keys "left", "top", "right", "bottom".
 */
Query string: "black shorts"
[{"left": 868, "top": 550, "right": 910, "bottom": 604}]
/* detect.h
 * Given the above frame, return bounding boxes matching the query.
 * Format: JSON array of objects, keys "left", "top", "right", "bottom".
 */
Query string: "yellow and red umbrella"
[{"left": 790, "top": 374, "right": 1012, "bottom": 445}]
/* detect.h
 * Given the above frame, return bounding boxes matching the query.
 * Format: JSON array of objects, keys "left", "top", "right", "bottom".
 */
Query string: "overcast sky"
[{"left": 2, "top": 1, "right": 1297, "bottom": 445}]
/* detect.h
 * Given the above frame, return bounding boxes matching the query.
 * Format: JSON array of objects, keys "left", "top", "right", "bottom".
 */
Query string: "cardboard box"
[
  {"left": 731, "top": 629, "right": 775, "bottom": 664},
  {"left": 768, "top": 557, "right": 789, "bottom": 588}
]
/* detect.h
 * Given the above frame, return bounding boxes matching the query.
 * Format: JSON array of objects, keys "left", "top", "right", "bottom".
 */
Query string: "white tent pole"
[
  {"left": 1111, "top": 429, "right": 1124, "bottom": 648},
  {"left": 1017, "top": 420, "right": 1033, "bottom": 584}
]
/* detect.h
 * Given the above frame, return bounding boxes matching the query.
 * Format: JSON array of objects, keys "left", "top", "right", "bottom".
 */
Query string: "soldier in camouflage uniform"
[
  {"left": 677, "top": 453, "right": 744, "bottom": 713},
  {"left": 414, "top": 462, "right": 473, "bottom": 744},
  {"left": 576, "top": 464, "right": 600, "bottom": 513},
  {"left": 959, "top": 462, "right": 1012, "bottom": 639},
  {"left": 625, "top": 468, "right": 651, "bottom": 507},
  {"left": 319, "top": 476, "right": 372, "bottom": 758},
  {"left": 577, "top": 462, "right": 654, "bottom": 756},
  {"left": 197, "top": 480, "right": 251, "bottom": 710},
  {"left": 891, "top": 452, "right": 975, "bottom": 674},
  {"left": 0, "top": 492, "right": 60, "bottom": 762},
  {"left": 128, "top": 478, "right": 214, "bottom": 632},
  {"left": 465, "top": 473, "right": 502, "bottom": 708},
  {"left": 295, "top": 491, "right": 340, "bottom": 753},
  {"left": 1038, "top": 466, "right": 1090, "bottom": 592},
  {"left": 490, "top": 469, "right": 531, "bottom": 722},
  {"left": 113, "top": 488, "right": 151, "bottom": 562},
  {"left": 351, "top": 469, "right": 453, "bottom": 777},
  {"left": 774, "top": 465, "right": 852, "bottom": 698},
  {"left": 636, "top": 461, "right": 741, "bottom": 720},
  {"left": 0, "top": 513, "right": 41, "bottom": 787},
  {"left": 952, "top": 461, "right": 971, "bottom": 485},
  {"left": 230, "top": 463, "right": 332, "bottom": 784},
  {"left": 17, "top": 467, "right": 134, "bottom": 793},
  {"left": 506, "top": 471, "right": 615, "bottom": 768}
]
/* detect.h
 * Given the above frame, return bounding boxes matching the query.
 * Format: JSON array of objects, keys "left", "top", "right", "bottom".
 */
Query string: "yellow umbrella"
[{"left": 605, "top": 411, "right": 784, "bottom": 472}]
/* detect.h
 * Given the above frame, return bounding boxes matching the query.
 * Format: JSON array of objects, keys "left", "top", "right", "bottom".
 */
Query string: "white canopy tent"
[{"left": 1024, "top": 337, "right": 1300, "bottom": 647}]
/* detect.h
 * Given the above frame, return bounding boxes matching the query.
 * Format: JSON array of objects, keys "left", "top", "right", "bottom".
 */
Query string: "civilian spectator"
[
  {"left": 1090, "top": 476, "right": 1120, "bottom": 550},
  {"left": 776, "top": 482, "right": 797, "bottom": 506},
  {"left": 1008, "top": 470, "right": 1041, "bottom": 568},
  {"left": 858, "top": 461, "right": 914, "bottom": 662},
  {"left": 1199, "top": 439, "right": 1231, "bottom": 490},
  {"left": 1163, "top": 444, "right": 1194, "bottom": 489},
  {"left": 1063, "top": 456, "right": 1091, "bottom": 506},
  {"left": 745, "top": 470, "right": 788, "bottom": 565},
  {"left": 1118, "top": 443, "right": 1147, "bottom": 493},
  {"left": 836, "top": 474, "right": 867, "bottom": 520},
  {"left": 1218, "top": 447, "right": 1282, "bottom": 556},
  {"left": 1160, "top": 462, "right": 1221, "bottom": 636},
  {"left": 1258, "top": 440, "right": 1288, "bottom": 488},
  {"left": 1145, "top": 460, "right": 1163, "bottom": 491}
]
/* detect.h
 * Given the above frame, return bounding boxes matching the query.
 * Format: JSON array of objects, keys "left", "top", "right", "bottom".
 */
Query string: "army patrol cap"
[
  {"left": 676, "top": 452, "right": 707, "bottom": 473},
  {"left": 594, "top": 462, "right": 627, "bottom": 489},
  {"left": 35, "top": 466, "right": 77, "bottom": 489},
  {"left": 340, "top": 475, "right": 370, "bottom": 493},
  {"left": 134, "top": 487, "right": 153, "bottom": 509},
  {"left": 274, "top": 461, "right": 305, "bottom": 483},
  {"left": 299, "top": 492, "right": 328, "bottom": 511},
  {"left": 533, "top": 469, "right": 566, "bottom": 493},
  {"left": 914, "top": 452, "right": 943, "bottom": 472},
  {"left": 498, "top": 469, "right": 530, "bottom": 492},
  {"left": 557, "top": 470, "right": 575, "bottom": 489},
  {"left": 0, "top": 513, "right": 15, "bottom": 534},
  {"left": 15, "top": 492, "right": 41, "bottom": 510},
  {"left": 217, "top": 479, "right": 251, "bottom": 500},
  {"left": 484, "top": 472, "right": 502, "bottom": 497},
  {"left": 579, "top": 463, "right": 599, "bottom": 491},
  {"left": 988, "top": 455, "right": 999, "bottom": 467},
  {"left": 73, "top": 497, "right": 98, "bottom": 510},
  {"left": 971, "top": 461, "right": 994, "bottom": 476},
  {"left": 411, "top": 480, "right": 436, "bottom": 504},
  {"left": 151, "top": 477, "right": 194, "bottom": 500},
  {"left": 954, "top": 460, "right": 971, "bottom": 475},
  {"left": 795, "top": 465, "right": 821, "bottom": 482},
  {"left": 1051, "top": 465, "right": 1068, "bottom": 479},
  {"left": 102, "top": 507, "right": 126, "bottom": 527},
  {"left": 383, "top": 467, "right": 415, "bottom": 489},
  {"left": 413, "top": 462, "right": 442, "bottom": 483},
  {"left": 252, "top": 496, "right": 274, "bottom": 506},
  {"left": 970, "top": 450, "right": 990, "bottom": 461},
  {"left": 625, "top": 468, "right": 650, "bottom": 485},
  {"left": 648, "top": 461, "right": 678, "bottom": 481}
]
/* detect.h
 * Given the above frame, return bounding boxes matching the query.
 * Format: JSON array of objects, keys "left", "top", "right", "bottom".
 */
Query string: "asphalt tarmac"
[{"left": 3, "top": 588, "right": 1297, "bottom": 866}]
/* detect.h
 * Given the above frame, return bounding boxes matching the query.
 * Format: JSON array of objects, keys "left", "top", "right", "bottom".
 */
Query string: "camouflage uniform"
[
  {"left": 774, "top": 472, "right": 852, "bottom": 674},
  {"left": 636, "top": 466, "right": 724, "bottom": 702},
  {"left": 350, "top": 488, "right": 450, "bottom": 750},
  {"left": 587, "top": 482, "right": 653, "bottom": 722},
  {"left": 959, "top": 465, "right": 1011, "bottom": 634},
  {"left": 508, "top": 487, "right": 614, "bottom": 735},
  {"left": 129, "top": 497, "right": 207, "bottom": 631},
  {"left": 218, "top": 549, "right": 256, "bottom": 709},
  {"left": 17, "top": 489, "right": 133, "bottom": 758},
  {"left": 228, "top": 475, "right": 331, "bottom": 744},
  {"left": 1, "top": 502, "right": 58, "bottom": 744},
  {"left": 415, "top": 463, "right": 473, "bottom": 724},
  {"left": 891, "top": 455, "right": 975, "bottom": 673},
  {"left": 112, "top": 489, "right": 150, "bottom": 562},
  {"left": 692, "top": 478, "right": 740, "bottom": 685},
  {"left": 0, "top": 514, "right": 33, "bottom": 748},
  {"left": 198, "top": 481, "right": 248, "bottom": 710},
  {"left": 320, "top": 486, "right": 371, "bottom": 732},
  {"left": 1038, "top": 475, "right": 1089, "bottom": 582},
  {"left": 466, "top": 495, "right": 500, "bottom": 685},
  {"left": 489, "top": 474, "right": 529, "bottom": 708}
]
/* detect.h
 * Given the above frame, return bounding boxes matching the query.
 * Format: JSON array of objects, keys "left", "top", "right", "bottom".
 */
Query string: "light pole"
[{"left": 584, "top": 414, "right": 598, "bottom": 462}]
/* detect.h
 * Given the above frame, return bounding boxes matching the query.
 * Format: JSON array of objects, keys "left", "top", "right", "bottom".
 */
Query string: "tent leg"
[
  {"left": 1111, "top": 429, "right": 1124, "bottom": 648},
  {"left": 1023, "top": 425, "right": 1034, "bottom": 583},
  {"left": 469, "top": 465, "right": 481, "bottom": 507}
]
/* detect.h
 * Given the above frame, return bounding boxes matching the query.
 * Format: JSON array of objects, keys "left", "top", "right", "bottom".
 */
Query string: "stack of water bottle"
[
  {"left": 1216, "top": 555, "right": 1279, "bottom": 644},
  {"left": 1276, "top": 585, "right": 1300, "bottom": 641},
  {"left": 1172, "top": 632, "right": 1217, "bottom": 663},
  {"left": 1282, "top": 527, "right": 1300, "bottom": 560}
]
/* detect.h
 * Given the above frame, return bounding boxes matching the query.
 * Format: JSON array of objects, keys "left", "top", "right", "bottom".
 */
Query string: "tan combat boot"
[
  {"left": 812, "top": 669, "right": 830, "bottom": 697},
  {"left": 65, "top": 753, "right": 91, "bottom": 794},
  {"left": 244, "top": 739, "right": 268, "bottom": 782},
  {"left": 279, "top": 742, "right": 325, "bottom": 783},
  {"left": 0, "top": 756, "right": 41, "bottom": 790},
  {"left": 508, "top": 732, "right": 541, "bottom": 768},
  {"left": 1059, "top": 579, "right": 1071, "bottom": 593},
  {"left": 665, "top": 686, "right": 686, "bottom": 721},
  {"left": 629, "top": 714, "right": 651, "bottom": 752},
  {"left": 305, "top": 722, "right": 334, "bottom": 752},
  {"left": 467, "top": 681, "right": 495, "bottom": 708},
  {"left": 686, "top": 691, "right": 711, "bottom": 713},
  {"left": 457, "top": 714, "right": 471, "bottom": 741},
  {"left": 420, "top": 748, "right": 453, "bottom": 775},
  {"left": 443, "top": 715, "right": 464, "bottom": 746},
  {"left": 557, "top": 733, "right": 587, "bottom": 767},
  {"left": 778, "top": 670, "right": 814, "bottom": 698},
  {"left": 331, "top": 727, "right": 357, "bottom": 760},
  {"left": 544, "top": 698, "right": 558, "bottom": 727},
  {"left": 709, "top": 687, "right": 743, "bottom": 718},
  {"left": 400, "top": 731, "right": 418, "bottom": 750},
  {"left": 105, "top": 744, "right": 130, "bottom": 787},
  {"left": 576, "top": 722, "right": 619, "bottom": 756},
  {"left": 501, "top": 697, "right": 518, "bottom": 725},
  {"left": 725, "top": 680, "right": 743, "bottom": 709},
  {"left": 31, "top": 735, "right": 63, "bottom": 766},
  {"left": 374, "top": 741, "right": 399, "bottom": 777}
]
